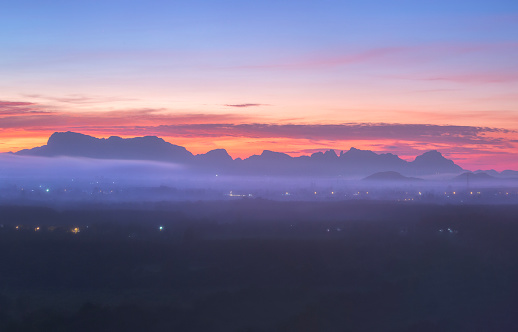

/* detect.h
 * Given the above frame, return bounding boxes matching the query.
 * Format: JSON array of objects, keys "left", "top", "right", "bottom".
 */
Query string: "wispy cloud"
[
  {"left": 390, "top": 110, "right": 518, "bottom": 125},
  {"left": 235, "top": 46, "right": 409, "bottom": 70},
  {"left": 145, "top": 123, "right": 514, "bottom": 146},
  {"left": 1, "top": 99, "right": 514, "bottom": 148},
  {"left": 232, "top": 42, "right": 518, "bottom": 71},
  {"left": 418, "top": 72, "right": 518, "bottom": 84},
  {"left": 0, "top": 101, "right": 36, "bottom": 107},
  {"left": 23, "top": 94, "right": 139, "bottom": 105},
  {"left": 0, "top": 100, "right": 253, "bottom": 129},
  {"left": 0, "top": 100, "right": 54, "bottom": 116},
  {"left": 224, "top": 103, "right": 269, "bottom": 108}
]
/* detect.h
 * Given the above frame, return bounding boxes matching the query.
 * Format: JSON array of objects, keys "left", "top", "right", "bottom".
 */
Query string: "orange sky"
[{"left": 1, "top": 101, "right": 517, "bottom": 170}]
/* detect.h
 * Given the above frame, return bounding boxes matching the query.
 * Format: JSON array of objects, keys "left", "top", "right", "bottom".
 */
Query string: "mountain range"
[{"left": 13, "top": 131, "right": 469, "bottom": 177}]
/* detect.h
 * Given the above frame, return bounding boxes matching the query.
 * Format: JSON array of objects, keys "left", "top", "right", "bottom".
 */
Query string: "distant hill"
[
  {"left": 454, "top": 172, "right": 518, "bottom": 183},
  {"left": 501, "top": 170, "right": 518, "bottom": 178},
  {"left": 474, "top": 169, "right": 501, "bottom": 177},
  {"left": 453, "top": 172, "right": 497, "bottom": 182},
  {"left": 14, "top": 131, "right": 468, "bottom": 177},
  {"left": 474, "top": 169, "right": 518, "bottom": 178},
  {"left": 363, "top": 171, "right": 423, "bottom": 182}
]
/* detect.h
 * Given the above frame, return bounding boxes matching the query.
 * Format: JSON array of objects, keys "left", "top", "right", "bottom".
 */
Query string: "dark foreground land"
[{"left": 0, "top": 200, "right": 517, "bottom": 331}]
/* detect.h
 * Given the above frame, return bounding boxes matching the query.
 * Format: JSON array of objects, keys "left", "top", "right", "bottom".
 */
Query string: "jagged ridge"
[{"left": 15, "top": 131, "right": 466, "bottom": 176}]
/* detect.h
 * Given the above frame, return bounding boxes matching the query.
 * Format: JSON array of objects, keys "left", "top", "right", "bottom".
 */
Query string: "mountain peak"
[
  {"left": 47, "top": 131, "right": 96, "bottom": 145},
  {"left": 418, "top": 150, "right": 442, "bottom": 158},
  {"left": 342, "top": 147, "right": 377, "bottom": 159},
  {"left": 260, "top": 150, "right": 291, "bottom": 160},
  {"left": 310, "top": 149, "right": 338, "bottom": 160},
  {"left": 324, "top": 149, "right": 338, "bottom": 158},
  {"left": 413, "top": 150, "right": 450, "bottom": 164},
  {"left": 410, "top": 150, "right": 463, "bottom": 175},
  {"left": 196, "top": 149, "right": 233, "bottom": 162},
  {"left": 346, "top": 147, "right": 375, "bottom": 154},
  {"left": 20, "top": 131, "right": 192, "bottom": 162}
]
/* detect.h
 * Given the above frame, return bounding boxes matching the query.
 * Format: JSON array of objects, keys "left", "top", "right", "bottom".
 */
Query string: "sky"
[{"left": 1, "top": 0, "right": 517, "bottom": 170}]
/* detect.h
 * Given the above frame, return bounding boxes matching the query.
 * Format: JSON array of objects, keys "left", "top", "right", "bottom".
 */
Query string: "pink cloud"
[
  {"left": 224, "top": 103, "right": 269, "bottom": 108},
  {"left": 1, "top": 99, "right": 514, "bottom": 149},
  {"left": 0, "top": 100, "right": 254, "bottom": 129},
  {"left": 23, "top": 94, "right": 139, "bottom": 104},
  {"left": 0, "top": 100, "right": 55, "bottom": 116},
  {"left": 0, "top": 101, "right": 36, "bottom": 107}
]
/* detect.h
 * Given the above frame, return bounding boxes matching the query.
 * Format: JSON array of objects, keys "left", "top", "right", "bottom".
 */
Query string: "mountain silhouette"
[
  {"left": 15, "top": 131, "right": 466, "bottom": 177},
  {"left": 16, "top": 131, "right": 193, "bottom": 162},
  {"left": 407, "top": 150, "right": 463, "bottom": 175}
]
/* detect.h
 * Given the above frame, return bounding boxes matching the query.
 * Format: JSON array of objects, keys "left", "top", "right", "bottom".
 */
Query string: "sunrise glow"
[{"left": 1, "top": 1, "right": 517, "bottom": 170}]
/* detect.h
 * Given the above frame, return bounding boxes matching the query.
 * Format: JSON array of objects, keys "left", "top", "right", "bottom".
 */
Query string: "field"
[{"left": 1, "top": 200, "right": 517, "bottom": 331}]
